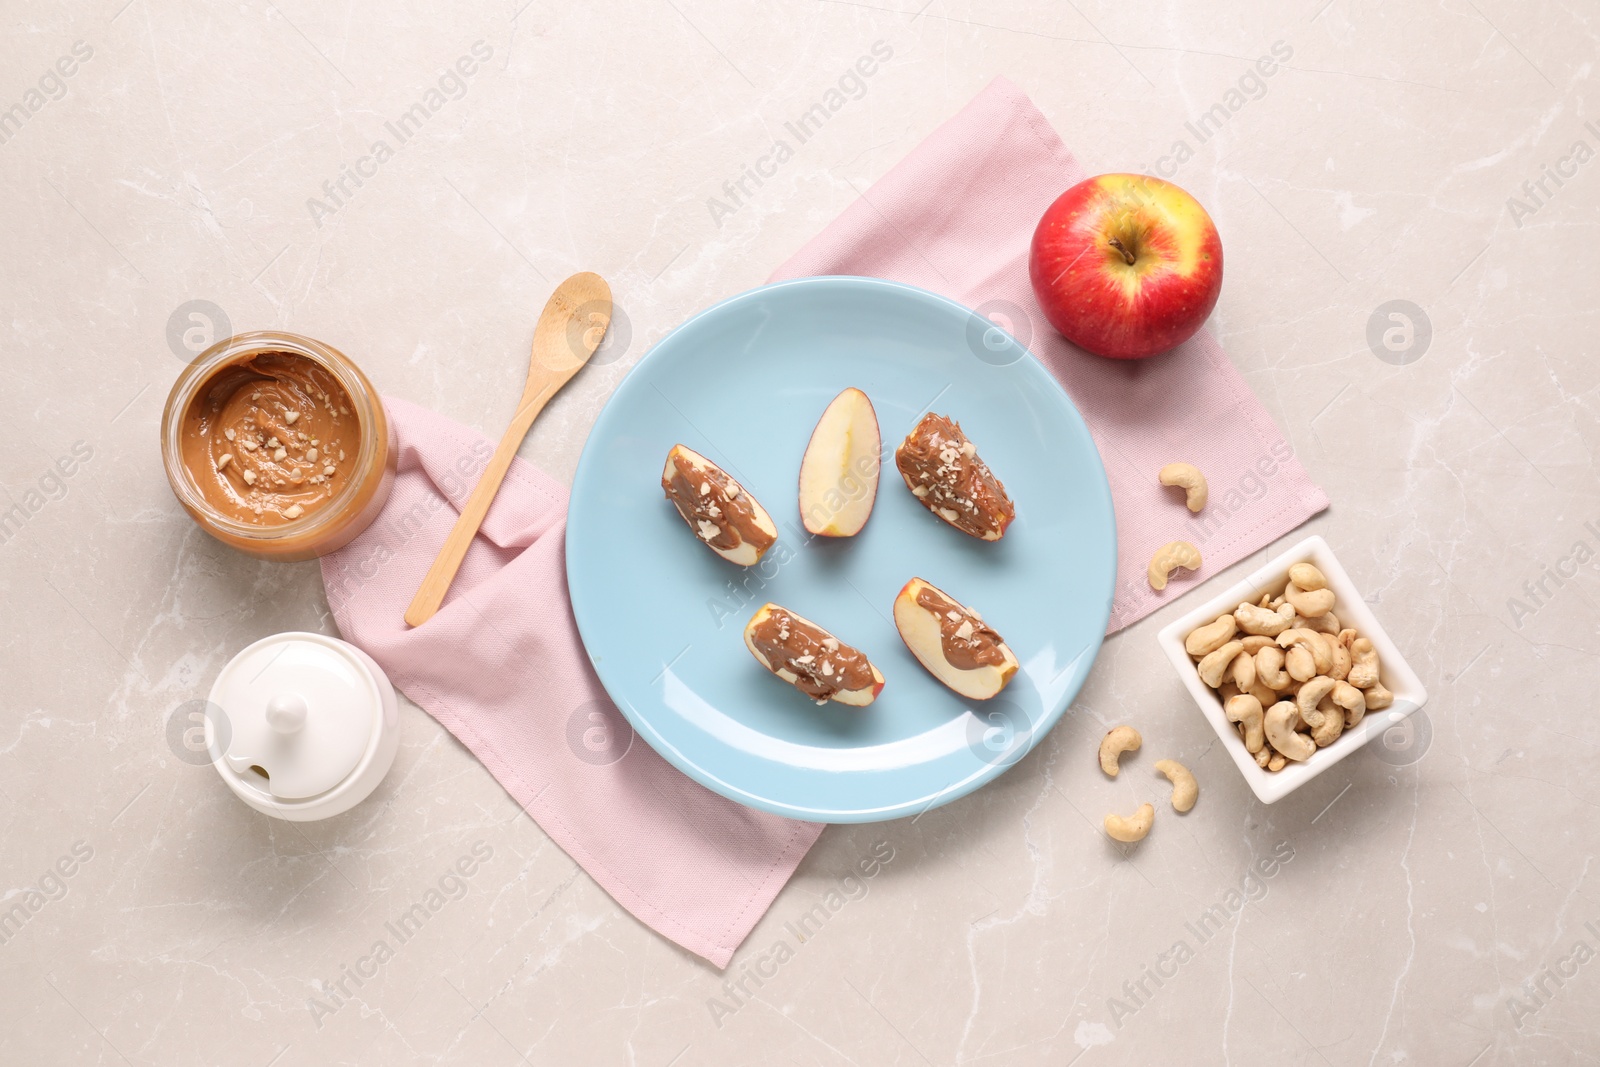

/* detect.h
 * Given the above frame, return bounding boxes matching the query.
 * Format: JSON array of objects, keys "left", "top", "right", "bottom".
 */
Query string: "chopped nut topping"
[
  {"left": 242, "top": 470, "right": 257, "bottom": 486},
  {"left": 284, "top": 503, "right": 304, "bottom": 519},
  {"left": 747, "top": 606, "right": 880, "bottom": 706},
  {"left": 217, "top": 454, "right": 233, "bottom": 470},
  {"left": 285, "top": 411, "right": 300, "bottom": 425},
  {"left": 305, "top": 447, "right": 318, "bottom": 462},
  {"left": 273, "top": 447, "right": 288, "bottom": 461},
  {"left": 894, "top": 413, "right": 1015, "bottom": 541}
]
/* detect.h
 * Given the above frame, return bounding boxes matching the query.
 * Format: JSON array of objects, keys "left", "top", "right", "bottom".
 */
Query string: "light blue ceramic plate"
[{"left": 566, "top": 277, "right": 1116, "bottom": 822}]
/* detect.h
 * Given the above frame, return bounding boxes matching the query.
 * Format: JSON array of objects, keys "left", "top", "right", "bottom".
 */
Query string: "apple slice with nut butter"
[
  {"left": 743, "top": 603, "right": 885, "bottom": 707},
  {"left": 894, "top": 413, "right": 1015, "bottom": 541},
  {"left": 661, "top": 444, "right": 778, "bottom": 566},
  {"left": 892, "top": 577, "right": 1018, "bottom": 700}
]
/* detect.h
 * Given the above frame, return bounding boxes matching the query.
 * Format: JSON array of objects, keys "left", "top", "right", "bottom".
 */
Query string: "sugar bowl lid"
[{"left": 208, "top": 632, "right": 388, "bottom": 803}]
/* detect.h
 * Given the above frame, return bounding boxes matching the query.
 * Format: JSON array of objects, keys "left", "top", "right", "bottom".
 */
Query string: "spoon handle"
[{"left": 401, "top": 382, "right": 551, "bottom": 628}]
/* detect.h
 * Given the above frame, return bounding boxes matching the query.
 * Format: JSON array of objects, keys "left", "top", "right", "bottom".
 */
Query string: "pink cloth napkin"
[
  {"left": 770, "top": 77, "right": 1328, "bottom": 631},
  {"left": 320, "top": 397, "right": 822, "bottom": 969}
]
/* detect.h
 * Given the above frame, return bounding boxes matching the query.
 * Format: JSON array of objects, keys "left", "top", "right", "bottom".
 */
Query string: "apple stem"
[{"left": 1107, "top": 237, "right": 1137, "bottom": 266}]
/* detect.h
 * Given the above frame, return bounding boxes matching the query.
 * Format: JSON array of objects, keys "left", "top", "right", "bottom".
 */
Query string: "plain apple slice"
[
  {"left": 661, "top": 444, "right": 778, "bottom": 566},
  {"left": 743, "top": 602, "right": 885, "bottom": 707},
  {"left": 893, "top": 577, "right": 1019, "bottom": 700},
  {"left": 798, "top": 388, "right": 881, "bottom": 537}
]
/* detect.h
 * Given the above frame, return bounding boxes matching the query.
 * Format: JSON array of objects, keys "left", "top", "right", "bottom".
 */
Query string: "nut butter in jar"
[{"left": 161, "top": 332, "right": 395, "bottom": 561}]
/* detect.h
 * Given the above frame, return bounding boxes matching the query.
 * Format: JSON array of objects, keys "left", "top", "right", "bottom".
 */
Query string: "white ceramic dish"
[{"left": 1156, "top": 535, "right": 1428, "bottom": 804}]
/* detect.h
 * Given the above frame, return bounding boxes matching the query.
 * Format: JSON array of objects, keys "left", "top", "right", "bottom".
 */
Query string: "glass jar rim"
[{"left": 160, "top": 331, "right": 384, "bottom": 542}]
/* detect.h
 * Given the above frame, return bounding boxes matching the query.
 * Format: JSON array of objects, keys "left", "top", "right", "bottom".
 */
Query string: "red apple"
[{"left": 1028, "top": 173, "right": 1223, "bottom": 360}]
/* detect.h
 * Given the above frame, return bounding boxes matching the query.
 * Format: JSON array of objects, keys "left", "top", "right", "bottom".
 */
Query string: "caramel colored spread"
[
  {"left": 662, "top": 448, "right": 776, "bottom": 557},
  {"left": 914, "top": 584, "right": 1009, "bottom": 671},
  {"left": 180, "top": 351, "right": 358, "bottom": 524},
  {"left": 895, "top": 413, "right": 1015, "bottom": 541},
  {"left": 748, "top": 606, "right": 876, "bottom": 704}
]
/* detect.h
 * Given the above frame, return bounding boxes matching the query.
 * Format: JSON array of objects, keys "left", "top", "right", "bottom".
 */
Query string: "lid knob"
[{"left": 265, "top": 693, "right": 309, "bottom": 734}]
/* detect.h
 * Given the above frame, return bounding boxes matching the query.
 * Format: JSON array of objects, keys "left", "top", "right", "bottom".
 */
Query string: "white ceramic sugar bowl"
[{"left": 206, "top": 632, "right": 399, "bottom": 821}]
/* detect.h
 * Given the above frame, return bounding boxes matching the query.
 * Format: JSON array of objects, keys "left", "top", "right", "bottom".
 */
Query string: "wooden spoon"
[{"left": 404, "top": 272, "right": 612, "bottom": 627}]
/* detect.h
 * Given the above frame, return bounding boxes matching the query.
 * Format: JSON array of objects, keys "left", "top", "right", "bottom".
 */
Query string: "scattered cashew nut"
[
  {"left": 1364, "top": 681, "right": 1394, "bottom": 711},
  {"left": 1099, "top": 726, "right": 1142, "bottom": 777},
  {"left": 1155, "top": 760, "right": 1198, "bottom": 812},
  {"left": 1185, "top": 613, "right": 1237, "bottom": 658},
  {"left": 1158, "top": 462, "right": 1209, "bottom": 513},
  {"left": 1264, "top": 701, "right": 1316, "bottom": 762},
  {"left": 1148, "top": 540, "right": 1202, "bottom": 591},
  {"left": 1104, "top": 803, "right": 1155, "bottom": 843}
]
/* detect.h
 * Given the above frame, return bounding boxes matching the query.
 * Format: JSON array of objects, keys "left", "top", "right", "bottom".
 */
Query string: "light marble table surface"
[{"left": 4, "top": 1, "right": 1598, "bottom": 1064}]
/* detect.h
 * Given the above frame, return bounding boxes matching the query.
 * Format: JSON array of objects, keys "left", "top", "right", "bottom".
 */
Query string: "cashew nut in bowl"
[
  {"left": 1264, "top": 701, "right": 1316, "bottom": 762},
  {"left": 1347, "top": 637, "right": 1381, "bottom": 689},
  {"left": 1184, "top": 561, "right": 1406, "bottom": 775},
  {"left": 1155, "top": 760, "right": 1198, "bottom": 812},
  {"left": 1285, "top": 644, "right": 1316, "bottom": 682},
  {"left": 1158, "top": 462, "right": 1209, "bottom": 512},
  {"left": 1099, "top": 726, "right": 1142, "bottom": 777},
  {"left": 1284, "top": 582, "right": 1336, "bottom": 618},
  {"left": 1235, "top": 601, "right": 1293, "bottom": 637},
  {"left": 1228, "top": 649, "right": 1256, "bottom": 691},
  {"left": 1327, "top": 639, "right": 1351, "bottom": 682},
  {"left": 1148, "top": 540, "right": 1202, "bottom": 591},
  {"left": 1295, "top": 676, "right": 1336, "bottom": 730},
  {"left": 1104, "top": 803, "right": 1155, "bottom": 843},
  {"left": 1224, "top": 694, "right": 1265, "bottom": 754},
  {"left": 1279, "top": 629, "right": 1332, "bottom": 675},
  {"left": 1299, "top": 610, "right": 1341, "bottom": 636},
  {"left": 1288, "top": 562, "right": 1327, "bottom": 591},
  {"left": 1255, "top": 645, "right": 1290, "bottom": 690},
  {"left": 1332, "top": 680, "right": 1366, "bottom": 728},
  {"left": 1310, "top": 695, "right": 1344, "bottom": 747},
  {"left": 1197, "top": 640, "right": 1244, "bottom": 688},
  {"left": 1185, "top": 613, "right": 1236, "bottom": 658}
]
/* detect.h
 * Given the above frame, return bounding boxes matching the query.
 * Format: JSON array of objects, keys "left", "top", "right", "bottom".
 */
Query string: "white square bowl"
[{"left": 1155, "top": 535, "right": 1429, "bottom": 804}]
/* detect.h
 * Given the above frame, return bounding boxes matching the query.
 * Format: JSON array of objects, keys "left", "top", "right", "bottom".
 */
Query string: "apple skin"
[
  {"left": 1028, "top": 173, "right": 1223, "bottom": 360},
  {"left": 797, "top": 388, "right": 881, "bottom": 538}
]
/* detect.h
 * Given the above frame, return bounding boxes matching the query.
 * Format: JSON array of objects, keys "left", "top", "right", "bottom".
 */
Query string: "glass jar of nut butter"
[{"left": 161, "top": 332, "right": 395, "bottom": 561}]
